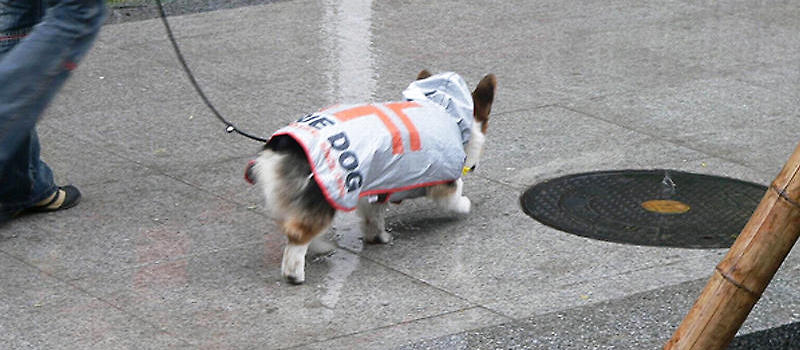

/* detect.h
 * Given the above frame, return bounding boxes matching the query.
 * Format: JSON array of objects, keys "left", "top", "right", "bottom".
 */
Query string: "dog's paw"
[
  {"left": 452, "top": 196, "right": 471, "bottom": 215},
  {"left": 364, "top": 230, "right": 393, "bottom": 244},
  {"left": 284, "top": 273, "right": 305, "bottom": 285},
  {"left": 282, "top": 264, "right": 305, "bottom": 285}
]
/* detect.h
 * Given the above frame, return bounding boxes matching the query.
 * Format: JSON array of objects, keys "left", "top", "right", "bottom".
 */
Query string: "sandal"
[{"left": 29, "top": 185, "right": 82, "bottom": 212}]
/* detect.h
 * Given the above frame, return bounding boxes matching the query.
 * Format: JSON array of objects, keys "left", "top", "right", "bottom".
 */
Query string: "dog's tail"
[
  {"left": 245, "top": 157, "right": 309, "bottom": 188},
  {"left": 251, "top": 148, "right": 331, "bottom": 220}
]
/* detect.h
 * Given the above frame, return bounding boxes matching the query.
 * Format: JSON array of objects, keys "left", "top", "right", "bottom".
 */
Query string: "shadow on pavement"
[{"left": 729, "top": 322, "right": 800, "bottom": 349}]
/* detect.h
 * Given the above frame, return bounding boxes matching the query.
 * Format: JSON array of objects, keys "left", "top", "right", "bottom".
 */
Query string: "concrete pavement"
[{"left": 1, "top": 0, "right": 799, "bottom": 349}]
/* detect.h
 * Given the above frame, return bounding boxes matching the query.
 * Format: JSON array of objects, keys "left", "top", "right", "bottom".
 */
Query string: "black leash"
[{"left": 154, "top": 0, "right": 269, "bottom": 143}]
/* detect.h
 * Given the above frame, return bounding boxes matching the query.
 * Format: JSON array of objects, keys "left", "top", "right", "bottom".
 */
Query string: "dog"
[{"left": 245, "top": 70, "right": 496, "bottom": 284}]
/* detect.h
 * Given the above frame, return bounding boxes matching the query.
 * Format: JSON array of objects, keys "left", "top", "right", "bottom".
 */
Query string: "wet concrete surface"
[
  {"left": 106, "top": 0, "right": 286, "bottom": 24},
  {"left": 400, "top": 275, "right": 800, "bottom": 349},
  {"left": 2, "top": 0, "right": 799, "bottom": 349}
]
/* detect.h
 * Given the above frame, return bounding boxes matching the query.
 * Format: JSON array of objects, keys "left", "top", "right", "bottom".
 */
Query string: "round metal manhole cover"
[{"left": 520, "top": 169, "right": 768, "bottom": 248}]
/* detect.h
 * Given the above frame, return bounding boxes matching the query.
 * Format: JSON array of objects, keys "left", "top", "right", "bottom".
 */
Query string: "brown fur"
[
  {"left": 416, "top": 69, "right": 433, "bottom": 80},
  {"left": 427, "top": 181, "right": 458, "bottom": 199},
  {"left": 281, "top": 216, "right": 331, "bottom": 245},
  {"left": 472, "top": 74, "right": 496, "bottom": 133}
]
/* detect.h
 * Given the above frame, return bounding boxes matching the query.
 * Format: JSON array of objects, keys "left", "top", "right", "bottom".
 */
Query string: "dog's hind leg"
[
  {"left": 280, "top": 214, "right": 333, "bottom": 285},
  {"left": 357, "top": 197, "right": 392, "bottom": 244},
  {"left": 308, "top": 235, "right": 337, "bottom": 257},
  {"left": 428, "top": 178, "right": 471, "bottom": 215}
]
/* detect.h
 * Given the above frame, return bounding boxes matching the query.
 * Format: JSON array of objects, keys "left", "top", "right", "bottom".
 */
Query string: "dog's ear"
[
  {"left": 416, "top": 69, "right": 432, "bottom": 80},
  {"left": 472, "top": 74, "right": 496, "bottom": 133}
]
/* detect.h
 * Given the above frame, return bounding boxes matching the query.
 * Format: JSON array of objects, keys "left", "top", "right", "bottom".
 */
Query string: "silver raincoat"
[{"left": 269, "top": 72, "right": 474, "bottom": 211}]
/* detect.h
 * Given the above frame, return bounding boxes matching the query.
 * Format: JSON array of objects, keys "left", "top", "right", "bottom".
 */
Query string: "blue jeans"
[{"left": 0, "top": 0, "right": 106, "bottom": 216}]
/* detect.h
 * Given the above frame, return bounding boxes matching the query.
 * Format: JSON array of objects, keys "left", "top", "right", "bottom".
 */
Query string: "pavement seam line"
[
  {"left": 553, "top": 104, "right": 762, "bottom": 172},
  {"left": 555, "top": 252, "right": 721, "bottom": 289},
  {"left": 491, "top": 104, "right": 559, "bottom": 117},
  {"left": 63, "top": 238, "right": 270, "bottom": 283},
  {"left": 334, "top": 243, "right": 515, "bottom": 320},
  {"left": 399, "top": 276, "right": 713, "bottom": 349},
  {"left": 48, "top": 124, "right": 274, "bottom": 218},
  {"left": 277, "top": 306, "right": 509, "bottom": 350},
  {"left": 0, "top": 251, "right": 195, "bottom": 347}
]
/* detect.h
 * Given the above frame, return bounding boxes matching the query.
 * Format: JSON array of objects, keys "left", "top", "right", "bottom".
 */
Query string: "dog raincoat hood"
[
  {"left": 267, "top": 72, "right": 475, "bottom": 211},
  {"left": 402, "top": 72, "right": 474, "bottom": 145}
]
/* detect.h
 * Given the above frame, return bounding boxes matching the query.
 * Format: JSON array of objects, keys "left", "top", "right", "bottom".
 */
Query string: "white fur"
[
  {"left": 282, "top": 242, "right": 310, "bottom": 284},
  {"left": 429, "top": 178, "right": 471, "bottom": 214},
  {"left": 422, "top": 121, "right": 486, "bottom": 215},
  {"left": 463, "top": 121, "right": 485, "bottom": 171},
  {"left": 357, "top": 197, "right": 391, "bottom": 243},
  {"left": 252, "top": 150, "right": 288, "bottom": 220}
]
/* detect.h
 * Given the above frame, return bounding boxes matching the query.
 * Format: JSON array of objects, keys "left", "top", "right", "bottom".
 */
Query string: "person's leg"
[
  {"left": 0, "top": 0, "right": 47, "bottom": 218},
  {"left": 0, "top": 129, "right": 57, "bottom": 213},
  {"left": 0, "top": 0, "right": 106, "bottom": 217}
]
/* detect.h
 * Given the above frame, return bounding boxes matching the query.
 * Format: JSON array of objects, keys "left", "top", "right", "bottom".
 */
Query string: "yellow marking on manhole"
[{"left": 642, "top": 200, "right": 690, "bottom": 214}]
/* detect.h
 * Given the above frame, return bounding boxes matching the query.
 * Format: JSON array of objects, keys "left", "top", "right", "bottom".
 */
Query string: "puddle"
[
  {"left": 314, "top": 0, "right": 376, "bottom": 308},
  {"left": 322, "top": 0, "right": 376, "bottom": 103}
]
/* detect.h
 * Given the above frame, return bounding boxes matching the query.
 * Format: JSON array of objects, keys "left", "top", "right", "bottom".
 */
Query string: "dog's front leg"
[
  {"left": 281, "top": 242, "right": 309, "bottom": 285},
  {"left": 280, "top": 217, "right": 331, "bottom": 284},
  {"left": 430, "top": 178, "right": 471, "bottom": 214},
  {"left": 357, "top": 197, "right": 392, "bottom": 244}
]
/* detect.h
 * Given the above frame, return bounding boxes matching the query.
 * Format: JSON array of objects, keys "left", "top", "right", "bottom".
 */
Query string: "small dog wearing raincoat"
[{"left": 245, "top": 70, "right": 496, "bottom": 284}]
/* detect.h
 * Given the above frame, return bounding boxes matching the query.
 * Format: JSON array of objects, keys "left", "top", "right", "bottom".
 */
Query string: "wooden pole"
[{"left": 664, "top": 142, "right": 800, "bottom": 349}]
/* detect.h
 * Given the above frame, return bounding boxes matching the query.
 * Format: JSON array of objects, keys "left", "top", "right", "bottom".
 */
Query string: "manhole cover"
[{"left": 520, "top": 169, "right": 768, "bottom": 248}]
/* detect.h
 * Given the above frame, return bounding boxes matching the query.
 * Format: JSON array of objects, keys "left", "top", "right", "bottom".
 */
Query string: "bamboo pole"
[{"left": 664, "top": 142, "right": 800, "bottom": 349}]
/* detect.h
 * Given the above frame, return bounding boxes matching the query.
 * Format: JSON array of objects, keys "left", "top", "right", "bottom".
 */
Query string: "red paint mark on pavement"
[{"left": 133, "top": 228, "right": 190, "bottom": 292}]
